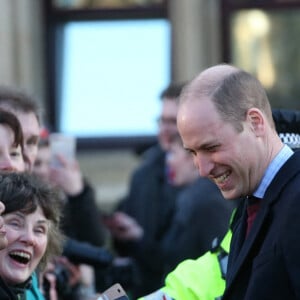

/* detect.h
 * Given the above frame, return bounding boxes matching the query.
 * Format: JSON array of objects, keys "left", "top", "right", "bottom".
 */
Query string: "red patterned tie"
[{"left": 246, "top": 196, "right": 261, "bottom": 237}]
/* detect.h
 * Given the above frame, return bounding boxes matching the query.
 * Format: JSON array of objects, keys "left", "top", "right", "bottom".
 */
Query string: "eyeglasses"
[{"left": 157, "top": 117, "right": 177, "bottom": 127}]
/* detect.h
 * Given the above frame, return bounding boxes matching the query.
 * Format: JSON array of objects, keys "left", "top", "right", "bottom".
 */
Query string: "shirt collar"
[{"left": 253, "top": 144, "right": 293, "bottom": 198}]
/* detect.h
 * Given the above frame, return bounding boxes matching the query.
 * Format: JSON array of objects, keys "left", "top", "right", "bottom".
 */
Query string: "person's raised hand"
[
  {"left": 103, "top": 211, "right": 144, "bottom": 241},
  {"left": 49, "top": 154, "right": 84, "bottom": 196}
]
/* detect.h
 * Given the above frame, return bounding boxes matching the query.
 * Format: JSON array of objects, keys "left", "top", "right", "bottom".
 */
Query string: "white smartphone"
[
  {"left": 49, "top": 133, "right": 76, "bottom": 167},
  {"left": 98, "top": 283, "right": 129, "bottom": 300}
]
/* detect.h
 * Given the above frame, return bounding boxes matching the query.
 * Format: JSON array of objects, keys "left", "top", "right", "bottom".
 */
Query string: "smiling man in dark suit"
[{"left": 177, "top": 63, "right": 300, "bottom": 300}]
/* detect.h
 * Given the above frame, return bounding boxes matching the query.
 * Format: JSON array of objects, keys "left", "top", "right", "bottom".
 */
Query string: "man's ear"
[{"left": 247, "top": 108, "right": 265, "bottom": 136}]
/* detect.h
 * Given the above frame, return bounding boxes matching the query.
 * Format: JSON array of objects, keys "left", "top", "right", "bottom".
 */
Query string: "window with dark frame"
[
  {"left": 44, "top": 0, "right": 170, "bottom": 151},
  {"left": 222, "top": 0, "right": 300, "bottom": 110}
]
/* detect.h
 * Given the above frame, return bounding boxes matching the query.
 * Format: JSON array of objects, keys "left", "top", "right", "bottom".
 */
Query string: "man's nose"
[
  {"left": 0, "top": 158, "right": 16, "bottom": 172},
  {"left": 194, "top": 154, "right": 213, "bottom": 177}
]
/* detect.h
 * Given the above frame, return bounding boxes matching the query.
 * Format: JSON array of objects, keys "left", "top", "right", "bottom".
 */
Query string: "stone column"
[
  {"left": 0, "top": 0, "right": 45, "bottom": 106},
  {"left": 169, "top": 0, "right": 221, "bottom": 82}
]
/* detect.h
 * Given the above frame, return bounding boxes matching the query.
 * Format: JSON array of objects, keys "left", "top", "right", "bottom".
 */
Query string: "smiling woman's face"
[{"left": 0, "top": 206, "right": 49, "bottom": 285}]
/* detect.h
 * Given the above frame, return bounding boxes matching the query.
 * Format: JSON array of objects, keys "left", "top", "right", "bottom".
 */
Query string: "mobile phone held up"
[
  {"left": 49, "top": 133, "right": 76, "bottom": 167},
  {"left": 96, "top": 283, "right": 129, "bottom": 300}
]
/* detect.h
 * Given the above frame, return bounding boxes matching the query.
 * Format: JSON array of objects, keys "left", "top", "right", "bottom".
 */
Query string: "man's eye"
[
  {"left": 27, "top": 137, "right": 39, "bottom": 146},
  {"left": 10, "top": 151, "right": 21, "bottom": 157},
  {"left": 186, "top": 149, "right": 196, "bottom": 156},
  {"left": 206, "top": 145, "right": 218, "bottom": 152},
  {"left": 27, "top": 141, "right": 37, "bottom": 146}
]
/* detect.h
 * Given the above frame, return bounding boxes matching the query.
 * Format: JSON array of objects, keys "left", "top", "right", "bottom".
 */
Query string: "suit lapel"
[
  {"left": 226, "top": 198, "right": 271, "bottom": 287},
  {"left": 225, "top": 152, "right": 300, "bottom": 294}
]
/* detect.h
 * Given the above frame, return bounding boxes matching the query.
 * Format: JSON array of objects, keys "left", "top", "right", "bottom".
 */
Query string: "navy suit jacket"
[{"left": 223, "top": 151, "right": 300, "bottom": 300}]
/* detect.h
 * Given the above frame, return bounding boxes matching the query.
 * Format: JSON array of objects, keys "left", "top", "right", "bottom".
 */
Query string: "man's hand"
[{"left": 103, "top": 212, "right": 144, "bottom": 241}]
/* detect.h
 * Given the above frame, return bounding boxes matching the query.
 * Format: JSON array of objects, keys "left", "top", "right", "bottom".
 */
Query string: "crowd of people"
[{"left": 0, "top": 62, "right": 300, "bottom": 300}]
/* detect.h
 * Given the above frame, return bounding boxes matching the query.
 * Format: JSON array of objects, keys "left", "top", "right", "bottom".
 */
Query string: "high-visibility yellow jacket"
[{"left": 139, "top": 229, "right": 232, "bottom": 300}]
